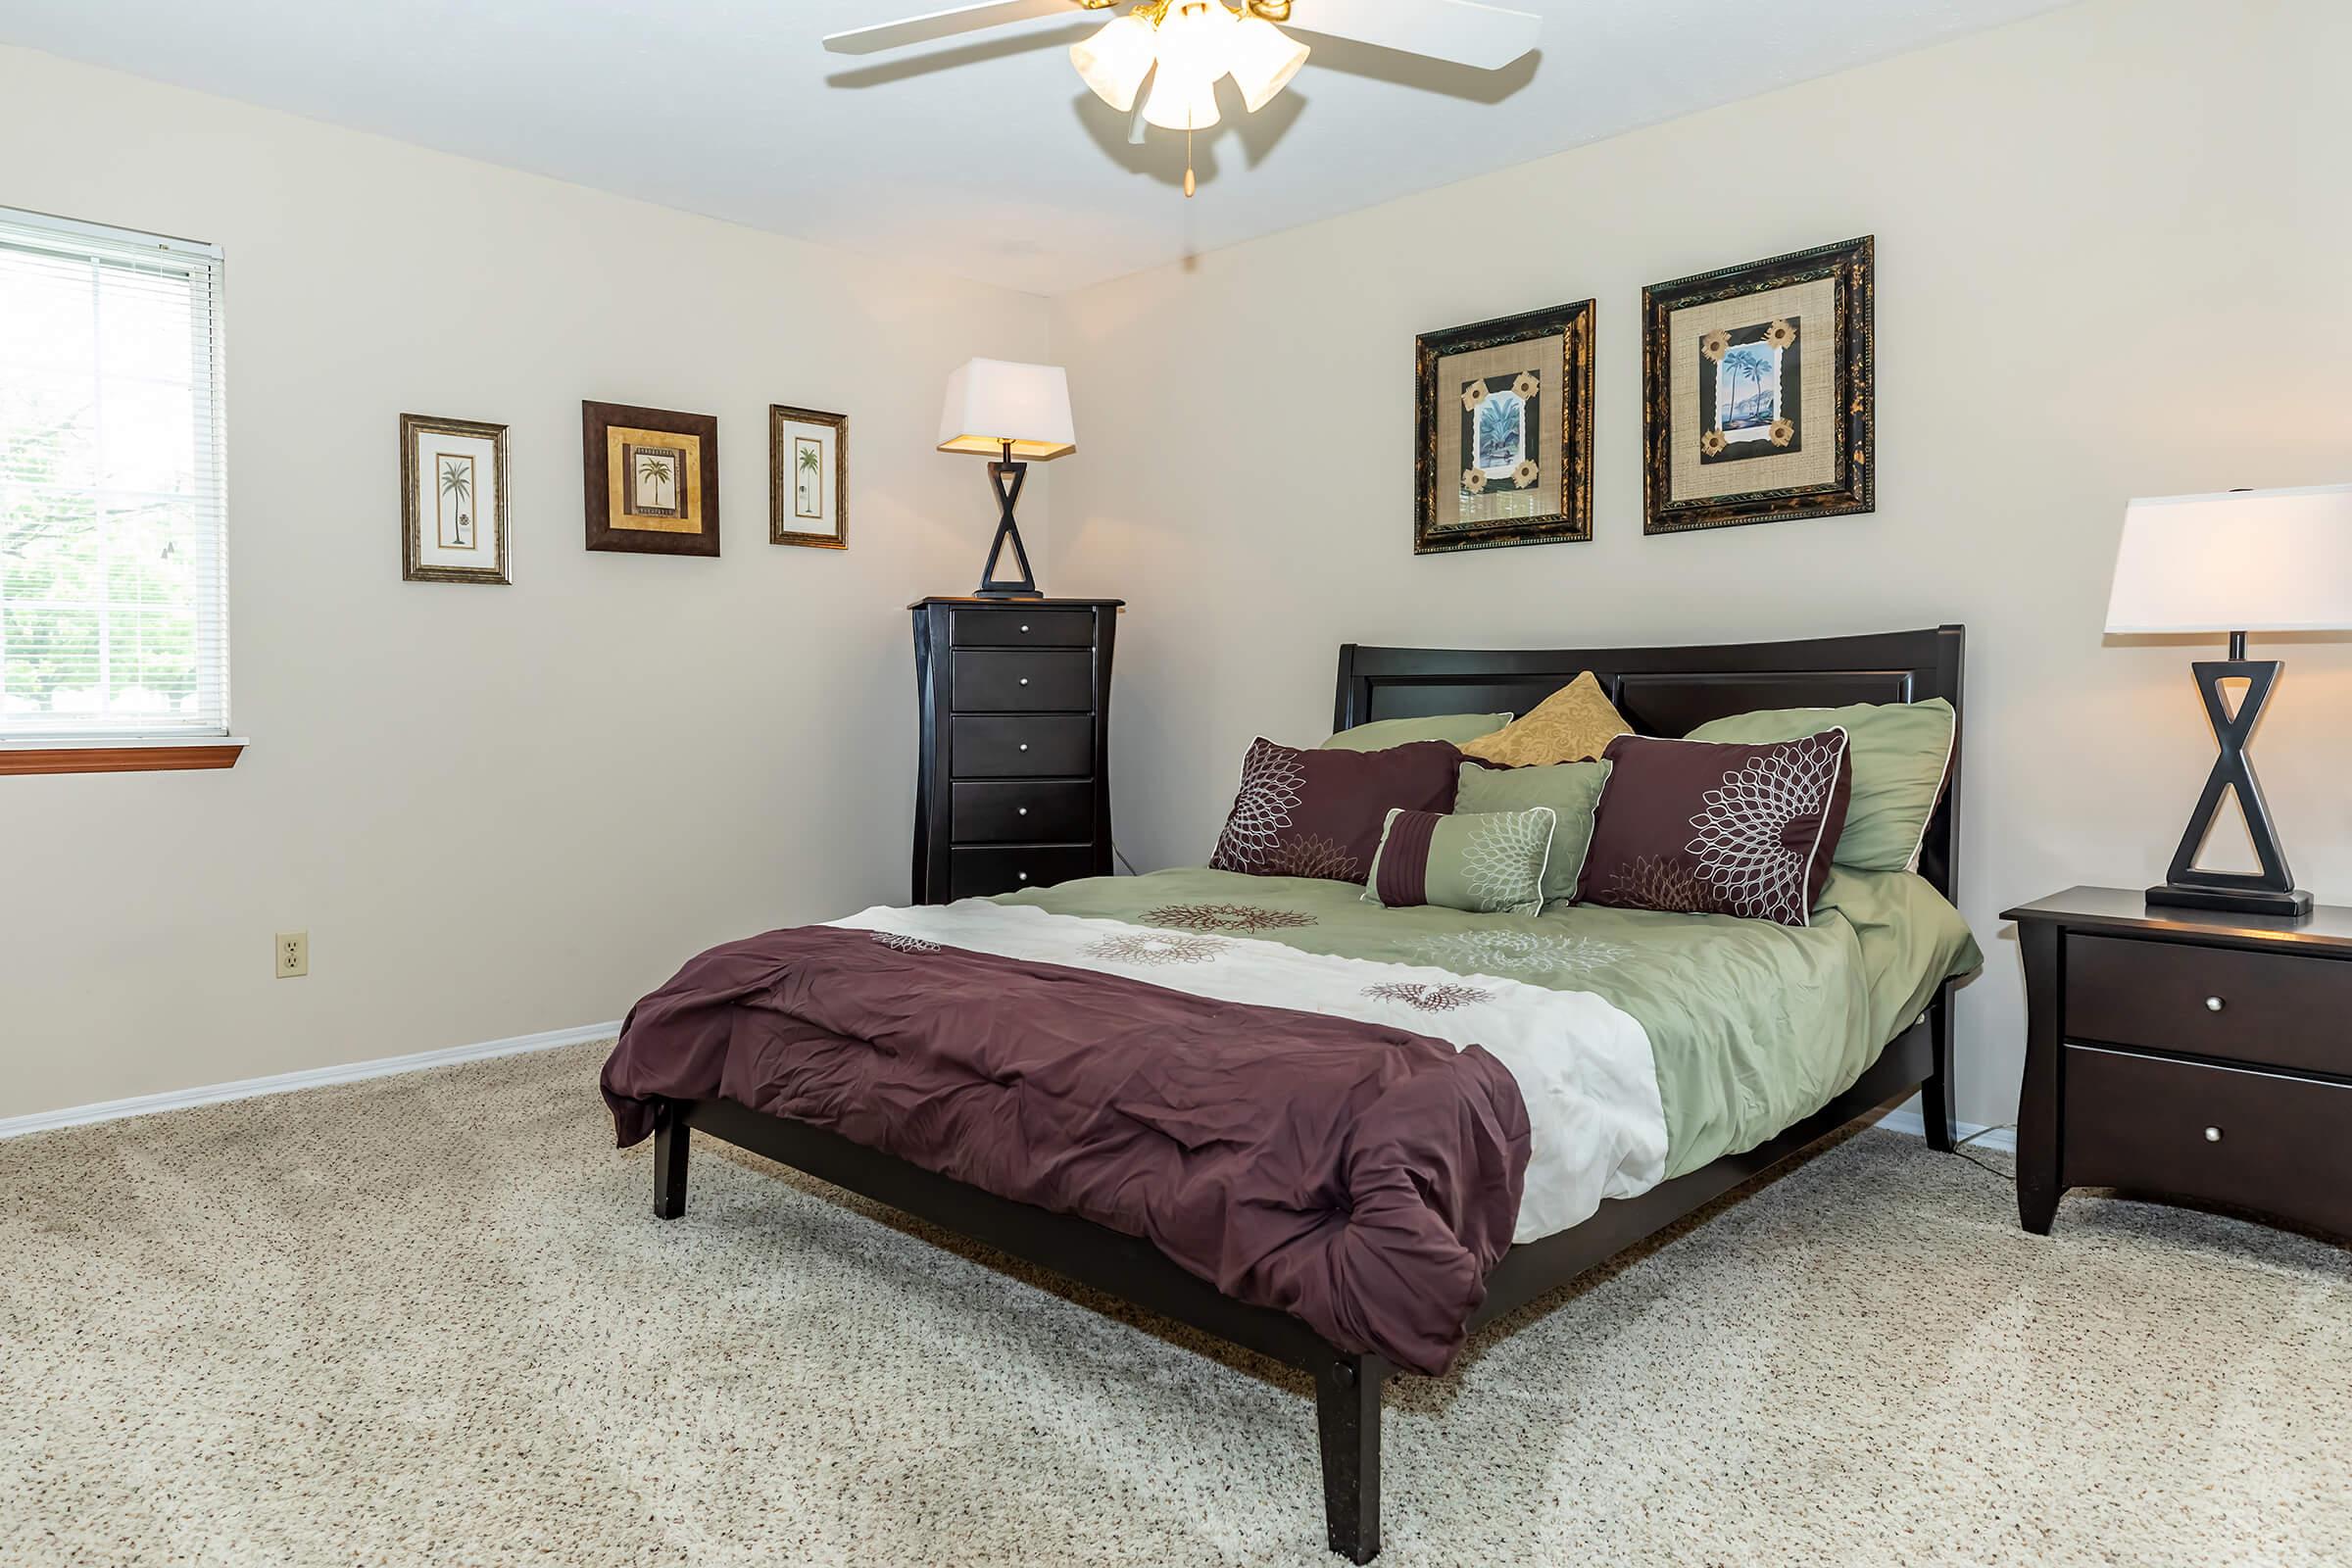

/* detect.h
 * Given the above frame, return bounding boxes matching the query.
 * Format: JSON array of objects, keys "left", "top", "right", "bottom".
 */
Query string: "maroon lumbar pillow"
[
  {"left": 1209, "top": 736, "right": 1460, "bottom": 884},
  {"left": 1575, "top": 729, "right": 1853, "bottom": 927}
]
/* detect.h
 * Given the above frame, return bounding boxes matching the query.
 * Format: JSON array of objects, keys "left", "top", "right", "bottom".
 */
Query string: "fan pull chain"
[{"left": 1184, "top": 122, "right": 1196, "bottom": 198}]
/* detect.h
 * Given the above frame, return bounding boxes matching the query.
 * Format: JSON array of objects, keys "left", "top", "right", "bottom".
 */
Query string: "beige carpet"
[{"left": 5, "top": 1042, "right": 2348, "bottom": 1567}]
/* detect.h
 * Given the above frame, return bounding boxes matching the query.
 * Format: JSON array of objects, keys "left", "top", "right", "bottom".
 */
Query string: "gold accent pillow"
[{"left": 1458, "top": 671, "right": 1631, "bottom": 766}]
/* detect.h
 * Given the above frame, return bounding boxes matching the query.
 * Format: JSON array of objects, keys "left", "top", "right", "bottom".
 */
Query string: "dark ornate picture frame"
[
  {"left": 582, "top": 400, "right": 721, "bottom": 557},
  {"left": 399, "top": 413, "right": 511, "bottom": 585},
  {"left": 768, "top": 404, "right": 848, "bottom": 551},
  {"left": 1642, "top": 235, "right": 1874, "bottom": 536},
  {"left": 1413, "top": 299, "right": 1593, "bottom": 555}
]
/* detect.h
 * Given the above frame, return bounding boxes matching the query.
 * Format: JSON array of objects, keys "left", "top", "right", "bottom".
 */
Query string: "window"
[{"left": 0, "top": 207, "right": 233, "bottom": 771}]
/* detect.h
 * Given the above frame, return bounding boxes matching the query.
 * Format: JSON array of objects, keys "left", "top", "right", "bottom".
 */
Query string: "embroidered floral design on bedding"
[
  {"left": 1603, "top": 856, "right": 1713, "bottom": 914},
  {"left": 1684, "top": 732, "right": 1845, "bottom": 924},
  {"left": 1415, "top": 930, "right": 1631, "bottom": 978},
  {"left": 1259, "top": 834, "right": 1361, "bottom": 882},
  {"left": 1208, "top": 740, "right": 1304, "bottom": 871},
  {"left": 1085, "top": 931, "right": 1232, "bottom": 966},
  {"left": 870, "top": 932, "right": 941, "bottom": 954},
  {"left": 1145, "top": 904, "right": 1319, "bottom": 933},
  {"left": 1460, "top": 811, "right": 1554, "bottom": 913},
  {"left": 1361, "top": 981, "right": 1491, "bottom": 1012}
]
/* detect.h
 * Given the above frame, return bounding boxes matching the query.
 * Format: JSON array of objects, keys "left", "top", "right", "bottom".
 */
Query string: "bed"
[{"left": 602, "top": 625, "right": 1973, "bottom": 1562}]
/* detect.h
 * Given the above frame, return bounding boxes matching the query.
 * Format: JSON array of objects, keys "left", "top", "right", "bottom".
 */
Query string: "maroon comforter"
[{"left": 601, "top": 925, "right": 1531, "bottom": 1374}]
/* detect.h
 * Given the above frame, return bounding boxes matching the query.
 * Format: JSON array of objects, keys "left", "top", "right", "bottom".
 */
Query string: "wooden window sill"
[{"left": 0, "top": 739, "right": 249, "bottom": 776}]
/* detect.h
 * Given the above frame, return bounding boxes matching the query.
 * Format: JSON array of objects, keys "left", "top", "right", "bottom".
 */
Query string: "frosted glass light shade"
[
  {"left": 1227, "top": 14, "right": 1307, "bottom": 112},
  {"left": 1069, "top": 13, "right": 1157, "bottom": 112},
  {"left": 1139, "top": 66, "right": 1220, "bottom": 130},
  {"left": 937, "top": 358, "right": 1076, "bottom": 461},
  {"left": 2106, "top": 483, "right": 2352, "bottom": 633}
]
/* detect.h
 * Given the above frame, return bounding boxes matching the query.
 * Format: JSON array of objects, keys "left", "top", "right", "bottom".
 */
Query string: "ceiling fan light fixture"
[
  {"left": 1068, "top": 12, "right": 1159, "bottom": 112},
  {"left": 1226, "top": 14, "right": 1307, "bottom": 113}
]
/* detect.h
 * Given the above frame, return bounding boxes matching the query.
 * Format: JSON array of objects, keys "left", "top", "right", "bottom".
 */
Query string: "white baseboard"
[
  {"left": 1876, "top": 1095, "right": 2017, "bottom": 1153},
  {"left": 0, "top": 1019, "right": 621, "bottom": 1141}
]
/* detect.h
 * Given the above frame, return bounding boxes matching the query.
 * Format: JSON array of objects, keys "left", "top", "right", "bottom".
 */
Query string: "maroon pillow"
[
  {"left": 1209, "top": 736, "right": 1460, "bottom": 884},
  {"left": 1575, "top": 728, "right": 1853, "bottom": 927}
]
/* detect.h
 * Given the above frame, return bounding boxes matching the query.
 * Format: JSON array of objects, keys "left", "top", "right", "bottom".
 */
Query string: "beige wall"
[
  {"left": 1046, "top": 0, "right": 2352, "bottom": 1128},
  {"left": 0, "top": 48, "right": 1050, "bottom": 1118}
]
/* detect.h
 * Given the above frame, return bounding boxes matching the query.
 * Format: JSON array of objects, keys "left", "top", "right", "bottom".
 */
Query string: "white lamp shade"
[
  {"left": 937, "top": 358, "right": 1076, "bottom": 461},
  {"left": 1140, "top": 1, "right": 1229, "bottom": 130},
  {"left": 1227, "top": 14, "right": 1308, "bottom": 113},
  {"left": 1069, "top": 13, "right": 1157, "bottom": 113},
  {"left": 2106, "top": 483, "right": 2352, "bottom": 633}
]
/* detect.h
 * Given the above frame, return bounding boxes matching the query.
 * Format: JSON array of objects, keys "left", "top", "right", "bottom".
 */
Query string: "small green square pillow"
[
  {"left": 1452, "top": 759, "right": 1611, "bottom": 905},
  {"left": 1320, "top": 712, "right": 1513, "bottom": 752},
  {"left": 1683, "top": 698, "right": 1954, "bottom": 873},
  {"left": 1363, "top": 806, "right": 1556, "bottom": 916}
]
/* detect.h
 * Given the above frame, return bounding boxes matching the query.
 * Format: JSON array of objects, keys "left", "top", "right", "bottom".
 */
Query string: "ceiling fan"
[{"left": 823, "top": 0, "right": 1544, "bottom": 196}]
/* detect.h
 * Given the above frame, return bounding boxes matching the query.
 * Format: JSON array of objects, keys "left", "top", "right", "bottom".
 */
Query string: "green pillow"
[
  {"left": 1684, "top": 698, "right": 1955, "bottom": 872},
  {"left": 1320, "top": 711, "right": 1512, "bottom": 752},
  {"left": 1452, "top": 760, "right": 1611, "bottom": 905},
  {"left": 1363, "top": 806, "right": 1556, "bottom": 916}
]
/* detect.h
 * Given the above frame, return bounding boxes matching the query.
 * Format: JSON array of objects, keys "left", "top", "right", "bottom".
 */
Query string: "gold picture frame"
[
  {"left": 582, "top": 401, "right": 720, "bottom": 557},
  {"left": 769, "top": 404, "right": 848, "bottom": 550},
  {"left": 400, "top": 413, "right": 510, "bottom": 584},
  {"left": 1413, "top": 300, "right": 1594, "bottom": 555}
]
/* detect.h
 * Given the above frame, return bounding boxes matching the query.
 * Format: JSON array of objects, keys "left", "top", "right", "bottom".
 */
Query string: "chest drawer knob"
[
  {"left": 1017, "top": 807, "right": 1029, "bottom": 815},
  {"left": 1019, "top": 677, "right": 1030, "bottom": 686},
  {"left": 1018, "top": 743, "right": 1029, "bottom": 752},
  {"left": 2205, "top": 1125, "right": 2224, "bottom": 1143},
  {"left": 1017, "top": 871, "right": 1029, "bottom": 882},
  {"left": 2204, "top": 996, "right": 2225, "bottom": 1011},
  {"left": 1020, "top": 624, "right": 1031, "bottom": 633}
]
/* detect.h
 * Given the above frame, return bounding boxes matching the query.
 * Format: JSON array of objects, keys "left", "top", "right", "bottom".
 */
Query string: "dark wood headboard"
[{"left": 1333, "top": 625, "right": 1965, "bottom": 904}]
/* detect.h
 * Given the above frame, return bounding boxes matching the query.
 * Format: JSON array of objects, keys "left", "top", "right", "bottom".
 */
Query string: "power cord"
[{"left": 1948, "top": 1121, "right": 2016, "bottom": 1184}]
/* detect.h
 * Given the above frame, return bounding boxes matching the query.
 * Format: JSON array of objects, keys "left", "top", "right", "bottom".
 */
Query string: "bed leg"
[
  {"left": 654, "top": 1113, "right": 689, "bottom": 1220},
  {"left": 1315, "top": 1353, "right": 1385, "bottom": 1563},
  {"left": 1922, "top": 983, "right": 1956, "bottom": 1153}
]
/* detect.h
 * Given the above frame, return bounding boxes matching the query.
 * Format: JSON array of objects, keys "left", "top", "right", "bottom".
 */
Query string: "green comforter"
[{"left": 1002, "top": 866, "right": 1980, "bottom": 1178}]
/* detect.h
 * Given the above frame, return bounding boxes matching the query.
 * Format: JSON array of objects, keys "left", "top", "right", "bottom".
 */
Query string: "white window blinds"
[{"left": 0, "top": 208, "right": 228, "bottom": 742}]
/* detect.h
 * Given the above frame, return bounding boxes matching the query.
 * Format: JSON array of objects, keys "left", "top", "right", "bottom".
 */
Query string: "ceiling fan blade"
[
  {"left": 1280, "top": 0, "right": 1540, "bottom": 71},
  {"left": 822, "top": 0, "right": 1078, "bottom": 55}
]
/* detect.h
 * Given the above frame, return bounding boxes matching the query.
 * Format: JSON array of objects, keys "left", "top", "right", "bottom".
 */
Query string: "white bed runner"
[{"left": 829, "top": 900, "right": 1667, "bottom": 1244}]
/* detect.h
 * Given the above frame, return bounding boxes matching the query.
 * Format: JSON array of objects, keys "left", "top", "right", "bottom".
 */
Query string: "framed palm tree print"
[
  {"left": 582, "top": 401, "right": 721, "bottom": 557},
  {"left": 1413, "top": 300, "right": 1594, "bottom": 554},
  {"left": 1642, "top": 236, "right": 1875, "bottom": 535},
  {"left": 401, "top": 414, "right": 510, "bottom": 584},
  {"left": 769, "top": 404, "right": 847, "bottom": 550}
]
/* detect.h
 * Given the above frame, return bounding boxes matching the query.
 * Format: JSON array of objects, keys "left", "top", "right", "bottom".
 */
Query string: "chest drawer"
[
  {"left": 950, "top": 845, "right": 1100, "bottom": 899},
  {"left": 951, "top": 715, "right": 1093, "bottom": 779},
  {"left": 951, "top": 780, "right": 1093, "bottom": 844},
  {"left": 2061, "top": 1045, "right": 2352, "bottom": 1236},
  {"left": 951, "top": 608, "right": 1096, "bottom": 648},
  {"left": 2067, "top": 933, "right": 2352, "bottom": 1077},
  {"left": 951, "top": 650, "right": 1093, "bottom": 713}
]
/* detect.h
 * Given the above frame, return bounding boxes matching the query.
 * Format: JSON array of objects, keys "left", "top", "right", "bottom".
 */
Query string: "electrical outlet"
[{"left": 275, "top": 931, "right": 309, "bottom": 978}]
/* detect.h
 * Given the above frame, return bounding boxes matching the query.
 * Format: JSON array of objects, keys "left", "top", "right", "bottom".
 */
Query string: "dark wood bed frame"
[{"left": 649, "top": 625, "right": 1967, "bottom": 1562}]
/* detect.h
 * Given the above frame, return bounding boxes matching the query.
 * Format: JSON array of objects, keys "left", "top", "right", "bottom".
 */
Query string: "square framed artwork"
[
  {"left": 1642, "top": 235, "right": 1874, "bottom": 535},
  {"left": 400, "top": 414, "right": 510, "bottom": 584},
  {"left": 582, "top": 400, "right": 720, "bottom": 556},
  {"left": 769, "top": 404, "right": 847, "bottom": 550},
  {"left": 1413, "top": 299, "right": 1593, "bottom": 554}
]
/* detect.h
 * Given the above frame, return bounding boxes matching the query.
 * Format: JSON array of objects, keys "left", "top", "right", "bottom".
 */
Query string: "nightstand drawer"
[
  {"left": 952, "top": 780, "right": 1093, "bottom": 844},
  {"left": 2061, "top": 1045, "right": 2352, "bottom": 1236},
  {"left": 950, "top": 845, "right": 1098, "bottom": 898},
  {"left": 951, "top": 651, "right": 1093, "bottom": 712},
  {"left": 951, "top": 715, "right": 1093, "bottom": 778},
  {"left": 951, "top": 608, "right": 1096, "bottom": 648},
  {"left": 2067, "top": 933, "right": 2352, "bottom": 1077}
]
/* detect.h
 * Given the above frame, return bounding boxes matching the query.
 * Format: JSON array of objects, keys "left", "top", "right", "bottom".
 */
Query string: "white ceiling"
[{"left": 2, "top": 0, "right": 2074, "bottom": 296}]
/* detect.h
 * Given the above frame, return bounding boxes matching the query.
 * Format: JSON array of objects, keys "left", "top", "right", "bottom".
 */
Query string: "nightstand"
[{"left": 2004, "top": 886, "right": 2352, "bottom": 1239}]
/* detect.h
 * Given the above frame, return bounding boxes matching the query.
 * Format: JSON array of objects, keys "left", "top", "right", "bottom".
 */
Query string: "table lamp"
[
  {"left": 937, "top": 358, "right": 1076, "bottom": 599},
  {"left": 2105, "top": 482, "right": 2352, "bottom": 917}
]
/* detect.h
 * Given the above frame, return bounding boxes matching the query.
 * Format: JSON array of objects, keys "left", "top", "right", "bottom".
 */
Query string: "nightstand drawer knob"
[
  {"left": 2205, "top": 1126, "right": 2224, "bottom": 1143},
  {"left": 2205, "top": 996, "right": 2226, "bottom": 1012},
  {"left": 1017, "top": 871, "right": 1029, "bottom": 882},
  {"left": 1017, "top": 807, "right": 1028, "bottom": 815},
  {"left": 1019, "top": 677, "right": 1030, "bottom": 686},
  {"left": 1018, "top": 743, "right": 1029, "bottom": 752},
  {"left": 1020, "top": 624, "right": 1031, "bottom": 633}
]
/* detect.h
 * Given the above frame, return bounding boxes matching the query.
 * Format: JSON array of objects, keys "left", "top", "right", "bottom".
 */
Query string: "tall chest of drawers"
[{"left": 910, "top": 596, "right": 1123, "bottom": 905}]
